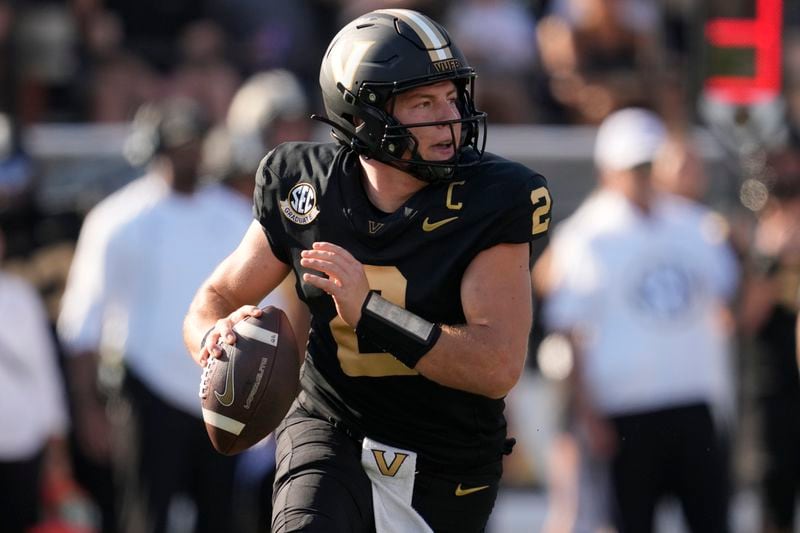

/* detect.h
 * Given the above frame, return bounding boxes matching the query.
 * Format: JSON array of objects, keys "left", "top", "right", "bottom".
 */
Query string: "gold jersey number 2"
[
  {"left": 531, "top": 186, "right": 551, "bottom": 236},
  {"left": 330, "top": 265, "right": 418, "bottom": 377}
]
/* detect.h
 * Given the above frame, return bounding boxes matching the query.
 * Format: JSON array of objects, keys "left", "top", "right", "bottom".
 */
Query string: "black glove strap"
[{"left": 355, "top": 291, "right": 441, "bottom": 369}]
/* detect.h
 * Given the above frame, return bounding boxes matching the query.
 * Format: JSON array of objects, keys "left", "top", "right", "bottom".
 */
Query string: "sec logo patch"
[{"left": 280, "top": 183, "right": 320, "bottom": 225}]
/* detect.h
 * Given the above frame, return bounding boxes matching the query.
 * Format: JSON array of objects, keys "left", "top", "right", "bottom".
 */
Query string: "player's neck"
[{"left": 359, "top": 156, "right": 427, "bottom": 213}]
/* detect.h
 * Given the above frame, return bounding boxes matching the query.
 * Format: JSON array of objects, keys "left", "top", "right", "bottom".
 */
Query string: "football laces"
[{"left": 198, "top": 357, "right": 218, "bottom": 399}]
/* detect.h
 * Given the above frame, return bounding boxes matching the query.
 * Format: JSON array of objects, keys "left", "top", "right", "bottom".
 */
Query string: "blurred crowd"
[
  {"left": 0, "top": 0, "right": 800, "bottom": 532},
  {"left": 3, "top": 0, "right": 798, "bottom": 128}
]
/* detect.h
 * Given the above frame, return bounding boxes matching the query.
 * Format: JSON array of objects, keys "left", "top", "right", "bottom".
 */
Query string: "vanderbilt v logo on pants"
[
  {"left": 371, "top": 450, "right": 409, "bottom": 477},
  {"left": 361, "top": 438, "right": 433, "bottom": 533}
]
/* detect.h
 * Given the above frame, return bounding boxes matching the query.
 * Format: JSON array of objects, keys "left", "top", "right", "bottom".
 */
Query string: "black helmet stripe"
[{"left": 376, "top": 9, "right": 453, "bottom": 62}]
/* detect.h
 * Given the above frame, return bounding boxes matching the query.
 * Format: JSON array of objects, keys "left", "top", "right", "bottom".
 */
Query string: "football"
[{"left": 199, "top": 306, "right": 300, "bottom": 455}]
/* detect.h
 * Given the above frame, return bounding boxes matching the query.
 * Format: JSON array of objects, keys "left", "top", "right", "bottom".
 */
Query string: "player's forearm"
[
  {"left": 413, "top": 242, "right": 531, "bottom": 398},
  {"left": 415, "top": 323, "right": 527, "bottom": 399},
  {"left": 183, "top": 283, "right": 241, "bottom": 356},
  {"left": 185, "top": 222, "right": 293, "bottom": 360}
]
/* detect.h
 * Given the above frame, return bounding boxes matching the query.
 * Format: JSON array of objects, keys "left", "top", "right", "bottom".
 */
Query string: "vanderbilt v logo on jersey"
[
  {"left": 371, "top": 449, "right": 409, "bottom": 477},
  {"left": 280, "top": 183, "right": 320, "bottom": 225},
  {"left": 368, "top": 221, "right": 385, "bottom": 234}
]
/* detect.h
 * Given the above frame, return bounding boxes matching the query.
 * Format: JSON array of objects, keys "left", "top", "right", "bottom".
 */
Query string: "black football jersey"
[{"left": 254, "top": 142, "right": 551, "bottom": 468}]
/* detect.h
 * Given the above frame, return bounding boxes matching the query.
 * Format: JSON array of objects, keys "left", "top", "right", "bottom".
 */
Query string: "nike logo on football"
[
  {"left": 422, "top": 216, "right": 458, "bottom": 232},
  {"left": 214, "top": 352, "right": 235, "bottom": 407},
  {"left": 455, "top": 483, "right": 490, "bottom": 497}
]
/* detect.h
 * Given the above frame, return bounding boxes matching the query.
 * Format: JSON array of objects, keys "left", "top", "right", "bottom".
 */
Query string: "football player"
[{"left": 184, "top": 9, "right": 551, "bottom": 532}]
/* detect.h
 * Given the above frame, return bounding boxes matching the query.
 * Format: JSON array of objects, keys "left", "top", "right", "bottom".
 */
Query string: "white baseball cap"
[{"left": 594, "top": 108, "right": 667, "bottom": 171}]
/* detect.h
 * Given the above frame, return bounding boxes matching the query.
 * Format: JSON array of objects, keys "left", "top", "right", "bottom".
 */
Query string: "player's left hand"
[{"left": 300, "top": 242, "right": 370, "bottom": 327}]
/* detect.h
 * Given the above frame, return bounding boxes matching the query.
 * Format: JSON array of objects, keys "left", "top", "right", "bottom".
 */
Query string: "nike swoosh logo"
[
  {"left": 214, "top": 351, "right": 235, "bottom": 407},
  {"left": 422, "top": 216, "right": 458, "bottom": 232},
  {"left": 455, "top": 483, "right": 490, "bottom": 497}
]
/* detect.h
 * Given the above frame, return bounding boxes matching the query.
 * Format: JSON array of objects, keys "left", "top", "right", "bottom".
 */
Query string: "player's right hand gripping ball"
[{"left": 199, "top": 306, "right": 300, "bottom": 455}]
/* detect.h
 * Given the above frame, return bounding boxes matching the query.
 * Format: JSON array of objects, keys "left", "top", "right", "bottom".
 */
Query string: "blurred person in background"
[
  {"left": 0, "top": 1, "right": 18, "bottom": 115},
  {"left": 101, "top": 0, "right": 205, "bottom": 74},
  {"left": 90, "top": 96, "right": 238, "bottom": 533},
  {"left": 737, "top": 145, "right": 800, "bottom": 533},
  {"left": 0, "top": 111, "right": 37, "bottom": 256},
  {"left": 783, "top": 30, "right": 800, "bottom": 146},
  {"left": 226, "top": 69, "right": 313, "bottom": 161},
  {"left": 76, "top": 6, "right": 160, "bottom": 123},
  {"left": 205, "top": 0, "right": 332, "bottom": 92},
  {"left": 652, "top": 136, "right": 711, "bottom": 204},
  {"left": 57, "top": 101, "right": 172, "bottom": 533},
  {"left": 0, "top": 224, "right": 92, "bottom": 532},
  {"left": 100, "top": 94, "right": 309, "bottom": 533},
  {"left": 56, "top": 96, "right": 242, "bottom": 533},
  {"left": 652, "top": 135, "right": 739, "bottom": 428},
  {"left": 445, "top": 0, "right": 539, "bottom": 123},
  {"left": 14, "top": 2, "right": 81, "bottom": 122},
  {"left": 544, "top": 108, "right": 737, "bottom": 533},
  {"left": 171, "top": 20, "right": 241, "bottom": 124},
  {"left": 534, "top": 244, "right": 616, "bottom": 533},
  {"left": 536, "top": 0, "right": 663, "bottom": 124}
]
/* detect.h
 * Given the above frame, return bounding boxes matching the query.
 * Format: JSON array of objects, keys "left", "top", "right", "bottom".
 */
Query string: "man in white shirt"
[
  {"left": 544, "top": 108, "right": 737, "bottom": 533},
  {"left": 59, "top": 97, "right": 247, "bottom": 533},
  {"left": 57, "top": 115, "right": 169, "bottom": 533}
]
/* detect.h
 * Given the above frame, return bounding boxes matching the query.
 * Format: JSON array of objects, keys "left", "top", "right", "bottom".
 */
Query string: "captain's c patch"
[{"left": 280, "top": 183, "right": 320, "bottom": 225}]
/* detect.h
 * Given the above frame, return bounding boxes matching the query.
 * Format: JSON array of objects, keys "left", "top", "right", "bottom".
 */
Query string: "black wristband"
[{"left": 355, "top": 291, "right": 441, "bottom": 369}]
